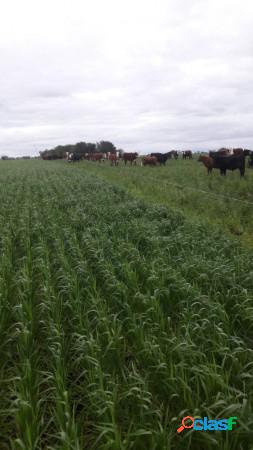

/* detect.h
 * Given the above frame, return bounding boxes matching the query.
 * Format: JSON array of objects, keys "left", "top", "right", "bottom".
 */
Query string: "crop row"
[{"left": 0, "top": 161, "right": 253, "bottom": 449}]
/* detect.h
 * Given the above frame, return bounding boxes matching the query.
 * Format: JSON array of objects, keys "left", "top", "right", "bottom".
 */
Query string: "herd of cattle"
[
  {"left": 64, "top": 148, "right": 253, "bottom": 176},
  {"left": 66, "top": 150, "right": 193, "bottom": 166}
]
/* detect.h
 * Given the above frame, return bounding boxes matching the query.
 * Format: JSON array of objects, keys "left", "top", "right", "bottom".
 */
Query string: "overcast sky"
[{"left": 1, "top": 0, "right": 253, "bottom": 156}]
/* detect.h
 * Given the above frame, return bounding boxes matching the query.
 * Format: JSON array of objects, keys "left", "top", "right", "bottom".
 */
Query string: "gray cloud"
[{"left": 1, "top": 0, "right": 253, "bottom": 155}]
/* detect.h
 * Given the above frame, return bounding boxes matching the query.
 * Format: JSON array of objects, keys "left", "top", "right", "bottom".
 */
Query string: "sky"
[{"left": 1, "top": 0, "right": 253, "bottom": 156}]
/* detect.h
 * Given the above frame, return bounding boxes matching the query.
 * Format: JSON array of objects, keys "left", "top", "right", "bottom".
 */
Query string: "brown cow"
[
  {"left": 123, "top": 152, "right": 138, "bottom": 165},
  {"left": 143, "top": 156, "right": 157, "bottom": 166},
  {"left": 89, "top": 152, "right": 103, "bottom": 162},
  {"left": 233, "top": 148, "right": 244, "bottom": 156},
  {"left": 198, "top": 155, "right": 214, "bottom": 174},
  {"left": 233, "top": 148, "right": 251, "bottom": 156},
  {"left": 109, "top": 153, "right": 119, "bottom": 166}
]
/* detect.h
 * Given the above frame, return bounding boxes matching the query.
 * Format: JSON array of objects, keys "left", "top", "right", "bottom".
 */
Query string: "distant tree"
[
  {"left": 53, "top": 145, "right": 68, "bottom": 159},
  {"left": 40, "top": 146, "right": 67, "bottom": 159},
  {"left": 86, "top": 143, "right": 96, "bottom": 153},
  {"left": 96, "top": 141, "right": 116, "bottom": 154},
  {"left": 39, "top": 140, "right": 117, "bottom": 160},
  {"left": 1, "top": 155, "right": 9, "bottom": 160},
  {"left": 75, "top": 142, "right": 87, "bottom": 155}
]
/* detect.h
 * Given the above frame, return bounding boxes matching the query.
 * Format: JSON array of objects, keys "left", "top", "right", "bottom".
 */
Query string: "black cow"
[
  {"left": 150, "top": 153, "right": 170, "bottom": 165},
  {"left": 209, "top": 151, "right": 229, "bottom": 159},
  {"left": 167, "top": 150, "right": 178, "bottom": 160},
  {"left": 182, "top": 150, "right": 192, "bottom": 159},
  {"left": 209, "top": 151, "right": 218, "bottom": 159},
  {"left": 171, "top": 150, "right": 179, "bottom": 159},
  {"left": 217, "top": 148, "right": 230, "bottom": 155},
  {"left": 66, "top": 152, "right": 84, "bottom": 162},
  {"left": 248, "top": 152, "right": 253, "bottom": 168},
  {"left": 210, "top": 153, "right": 245, "bottom": 176}
]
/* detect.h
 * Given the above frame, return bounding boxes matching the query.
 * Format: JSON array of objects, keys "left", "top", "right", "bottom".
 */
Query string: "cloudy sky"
[{"left": 1, "top": 0, "right": 253, "bottom": 156}]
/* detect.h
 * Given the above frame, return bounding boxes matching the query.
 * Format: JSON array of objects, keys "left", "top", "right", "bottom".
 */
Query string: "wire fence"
[
  {"left": 145, "top": 176, "right": 253, "bottom": 207},
  {"left": 81, "top": 160, "right": 253, "bottom": 208}
]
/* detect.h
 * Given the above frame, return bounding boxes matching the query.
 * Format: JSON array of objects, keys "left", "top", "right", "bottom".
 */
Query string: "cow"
[
  {"left": 123, "top": 152, "right": 138, "bottom": 165},
  {"left": 198, "top": 155, "right": 214, "bottom": 174},
  {"left": 248, "top": 152, "right": 253, "bottom": 168},
  {"left": 88, "top": 152, "right": 104, "bottom": 162},
  {"left": 150, "top": 153, "right": 170, "bottom": 165},
  {"left": 73, "top": 153, "right": 84, "bottom": 162},
  {"left": 233, "top": 148, "right": 251, "bottom": 156},
  {"left": 217, "top": 148, "right": 231, "bottom": 155},
  {"left": 210, "top": 153, "right": 245, "bottom": 176},
  {"left": 143, "top": 156, "right": 157, "bottom": 166},
  {"left": 170, "top": 150, "right": 179, "bottom": 159},
  {"left": 209, "top": 151, "right": 219, "bottom": 159},
  {"left": 233, "top": 148, "right": 244, "bottom": 156},
  {"left": 182, "top": 150, "right": 193, "bottom": 159},
  {"left": 209, "top": 150, "right": 230, "bottom": 159},
  {"left": 166, "top": 151, "right": 178, "bottom": 160},
  {"left": 66, "top": 152, "right": 83, "bottom": 162},
  {"left": 109, "top": 153, "right": 119, "bottom": 166}
]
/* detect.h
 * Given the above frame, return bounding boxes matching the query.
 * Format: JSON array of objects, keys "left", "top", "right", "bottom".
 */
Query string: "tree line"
[
  {"left": 1, "top": 155, "right": 35, "bottom": 160},
  {"left": 40, "top": 140, "right": 121, "bottom": 160}
]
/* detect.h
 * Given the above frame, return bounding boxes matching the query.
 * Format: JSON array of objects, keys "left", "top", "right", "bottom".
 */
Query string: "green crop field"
[
  {"left": 79, "top": 157, "right": 253, "bottom": 247},
  {"left": 1, "top": 159, "right": 253, "bottom": 450}
]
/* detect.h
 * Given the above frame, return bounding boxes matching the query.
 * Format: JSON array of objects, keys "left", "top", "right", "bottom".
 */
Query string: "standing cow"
[
  {"left": 233, "top": 148, "right": 244, "bottom": 156},
  {"left": 233, "top": 148, "right": 251, "bottom": 156},
  {"left": 170, "top": 150, "right": 179, "bottom": 159},
  {"left": 150, "top": 153, "right": 170, "bottom": 166},
  {"left": 123, "top": 152, "right": 138, "bottom": 165},
  {"left": 217, "top": 148, "right": 231, "bottom": 155},
  {"left": 109, "top": 153, "right": 119, "bottom": 166},
  {"left": 89, "top": 152, "right": 104, "bottom": 162},
  {"left": 211, "top": 154, "right": 245, "bottom": 176},
  {"left": 248, "top": 152, "right": 253, "bottom": 168},
  {"left": 182, "top": 151, "right": 193, "bottom": 159},
  {"left": 198, "top": 155, "right": 214, "bottom": 174},
  {"left": 143, "top": 156, "right": 157, "bottom": 166},
  {"left": 66, "top": 152, "right": 82, "bottom": 162}
]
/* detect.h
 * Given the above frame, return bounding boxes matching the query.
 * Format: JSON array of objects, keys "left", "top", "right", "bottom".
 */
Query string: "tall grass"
[{"left": 79, "top": 157, "right": 253, "bottom": 246}]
